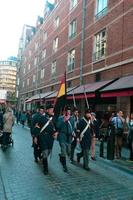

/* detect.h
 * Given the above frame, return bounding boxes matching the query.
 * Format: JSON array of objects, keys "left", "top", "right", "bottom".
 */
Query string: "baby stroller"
[{"left": 0, "top": 131, "right": 14, "bottom": 150}]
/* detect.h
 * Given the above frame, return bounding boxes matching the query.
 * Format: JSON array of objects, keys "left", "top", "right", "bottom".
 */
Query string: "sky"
[{"left": 0, "top": 0, "right": 54, "bottom": 60}]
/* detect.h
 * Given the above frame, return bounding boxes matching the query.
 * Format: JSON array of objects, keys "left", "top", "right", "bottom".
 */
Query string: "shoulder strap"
[
  {"left": 40, "top": 117, "right": 53, "bottom": 134},
  {"left": 80, "top": 117, "right": 90, "bottom": 141}
]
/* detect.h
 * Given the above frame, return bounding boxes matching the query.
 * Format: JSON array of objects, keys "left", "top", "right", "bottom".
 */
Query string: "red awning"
[
  {"left": 101, "top": 90, "right": 133, "bottom": 97},
  {"left": 101, "top": 75, "right": 133, "bottom": 98},
  {"left": 67, "top": 80, "right": 113, "bottom": 99},
  {"left": 25, "top": 91, "right": 54, "bottom": 103}
]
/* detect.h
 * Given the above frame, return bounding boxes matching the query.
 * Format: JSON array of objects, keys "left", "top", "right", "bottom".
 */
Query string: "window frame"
[
  {"left": 93, "top": 29, "right": 106, "bottom": 62},
  {"left": 51, "top": 61, "right": 57, "bottom": 78},
  {"left": 69, "top": 19, "right": 77, "bottom": 39},
  {"left": 54, "top": 16, "right": 60, "bottom": 28},
  {"left": 70, "top": 0, "right": 78, "bottom": 10},
  {"left": 95, "top": 0, "right": 108, "bottom": 20},
  {"left": 53, "top": 37, "right": 59, "bottom": 52},
  {"left": 67, "top": 49, "right": 75, "bottom": 72},
  {"left": 40, "top": 68, "right": 45, "bottom": 79}
]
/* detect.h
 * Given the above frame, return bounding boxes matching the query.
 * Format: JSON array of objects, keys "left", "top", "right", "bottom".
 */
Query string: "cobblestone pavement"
[{"left": 0, "top": 125, "right": 133, "bottom": 200}]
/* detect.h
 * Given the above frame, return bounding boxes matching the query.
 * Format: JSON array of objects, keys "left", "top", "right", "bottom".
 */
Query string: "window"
[
  {"left": 42, "top": 49, "right": 46, "bottom": 59},
  {"left": 41, "top": 69, "right": 45, "bottom": 79},
  {"left": 54, "top": 16, "right": 60, "bottom": 28},
  {"left": 51, "top": 61, "right": 56, "bottom": 78},
  {"left": 96, "top": 0, "right": 108, "bottom": 19},
  {"left": 69, "top": 19, "right": 77, "bottom": 39},
  {"left": 35, "top": 42, "right": 38, "bottom": 50},
  {"left": 22, "top": 81, "right": 25, "bottom": 88},
  {"left": 27, "top": 78, "right": 29, "bottom": 86},
  {"left": 23, "top": 67, "right": 25, "bottom": 74},
  {"left": 43, "top": 32, "right": 47, "bottom": 42},
  {"left": 67, "top": 49, "right": 75, "bottom": 71},
  {"left": 33, "top": 75, "right": 36, "bottom": 83},
  {"left": 34, "top": 57, "right": 37, "bottom": 66},
  {"left": 17, "top": 78, "right": 20, "bottom": 85},
  {"left": 53, "top": 37, "right": 59, "bottom": 52},
  {"left": 29, "top": 50, "right": 32, "bottom": 57},
  {"left": 93, "top": 29, "right": 106, "bottom": 61},
  {"left": 28, "top": 64, "right": 30, "bottom": 70},
  {"left": 70, "top": 0, "right": 77, "bottom": 10},
  {"left": 95, "top": 72, "right": 101, "bottom": 82}
]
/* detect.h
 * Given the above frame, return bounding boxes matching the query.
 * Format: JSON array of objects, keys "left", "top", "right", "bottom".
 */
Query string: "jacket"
[{"left": 3, "top": 112, "right": 15, "bottom": 133}]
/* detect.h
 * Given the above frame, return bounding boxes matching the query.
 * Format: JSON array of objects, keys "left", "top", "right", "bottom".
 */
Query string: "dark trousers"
[
  {"left": 2, "top": 132, "right": 11, "bottom": 146},
  {"left": 33, "top": 143, "right": 41, "bottom": 160},
  {"left": 77, "top": 148, "right": 89, "bottom": 168},
  {"left": 129, "top": 142, "right": 133, "bottom": 160},
  {"left": 70, "top": 138, "right": 77, "bottom": 160}
]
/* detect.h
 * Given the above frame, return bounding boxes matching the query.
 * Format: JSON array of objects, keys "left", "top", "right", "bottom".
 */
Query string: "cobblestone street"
[{"left": 0, "top": 125, "right": 133, "bottom": 200}]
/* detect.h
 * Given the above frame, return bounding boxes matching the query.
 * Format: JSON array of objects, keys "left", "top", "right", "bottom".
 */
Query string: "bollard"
[
  {"left": 100, "top": 137, "right": 104, "bottom": 157},
  {"left": 107, "top": 126, "right": 115, "bottom": 160}
]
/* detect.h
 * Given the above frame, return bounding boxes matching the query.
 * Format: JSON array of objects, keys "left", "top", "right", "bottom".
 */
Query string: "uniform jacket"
[
  {"left": 77, "top": 117, "right": 92, "bottom": 149},
  {"left": 56, "top": 115, "right": 75, "bottom": 143},
  {"left": 39, "top": 113, "right": 56, "bottom": 151}
]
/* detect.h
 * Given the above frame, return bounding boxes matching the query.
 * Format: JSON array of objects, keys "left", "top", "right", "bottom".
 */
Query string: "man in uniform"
[
  {"left": 70, "top": 107, "right": 80, "bottom": 163},
  {"left": 31, "top": 106, "right": 45, "bottom": 163},
  {"left": 39, "top": 104, "right": 58, "bottom": 175},
  {"left": 57, "top": 106, "right": 75, "bottom": 172},
  {"left": 76, "top": 109, "right": 92, "bottom": 171}
]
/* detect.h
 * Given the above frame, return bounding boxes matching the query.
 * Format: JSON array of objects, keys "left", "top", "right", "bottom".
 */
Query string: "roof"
[{"left": 101, "top": 75, "right": 133, "bottom": 92}]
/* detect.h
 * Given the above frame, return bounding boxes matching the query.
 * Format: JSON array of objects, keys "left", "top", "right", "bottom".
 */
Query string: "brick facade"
[{"left": 18, "top": 0, "right": 133, "bottom": 113}]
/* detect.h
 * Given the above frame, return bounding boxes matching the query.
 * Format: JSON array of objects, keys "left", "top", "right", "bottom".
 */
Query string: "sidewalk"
[
  {"left": 95, "top": 141, "right": 133, "bottom": 175},
  {"left": 0, "top": 167, "right": 6, "bottom": 200}
]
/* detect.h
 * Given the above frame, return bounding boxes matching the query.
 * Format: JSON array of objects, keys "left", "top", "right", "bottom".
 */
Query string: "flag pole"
[
  {"left": 84, "top": 87, "right": 89, "bottom": 109},
  {"left": 72, "top": 90, "right": 76, "bottom": 107}
]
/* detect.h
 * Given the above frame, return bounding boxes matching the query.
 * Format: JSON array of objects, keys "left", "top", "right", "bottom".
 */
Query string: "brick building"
[{"left": 18, "top": 0, "right": 133, "bottom": 115}]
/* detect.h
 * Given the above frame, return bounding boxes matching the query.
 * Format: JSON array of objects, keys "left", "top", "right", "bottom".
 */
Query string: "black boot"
[
  {"left": 62, "top": 157, "right": 68, "bottom": 172},
  {"left": 43, "top": 158, "right": 48, "bottom": 175},
  {"left": 59, "top": 155, "right": 68, "bottom": 172}
]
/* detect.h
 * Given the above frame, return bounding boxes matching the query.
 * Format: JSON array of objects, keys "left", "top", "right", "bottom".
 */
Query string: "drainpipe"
[{"left": 80, "top": 0, "right": 87, "bottom": 85}]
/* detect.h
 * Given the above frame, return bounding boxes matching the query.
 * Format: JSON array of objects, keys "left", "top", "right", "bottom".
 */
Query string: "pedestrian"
[
  {"left": 57, "top": 106, "right": 75, "bottom": 172},
  {"left": 26, "top": 110, "right": 32, "bottom": 128},
  {"left": 111, "top": 110, "right": 125, "bottom": 159},
  {"left": 31, "top": 106, "right": 45, "bottom": 163},
  {"left": 76, "top": 109, "right": 92, "bottom": 171},
  {"left": 126, "top": 113, "right": 133, "bottom": 161},
  {"left": 2, "top": 108, "right": 15, "bottom": 150},
  {"left": 90, "top": 112, "right": 99, "bottom": 161},
  {"left": 20, "top": 111, "right": 27, "bottom": 128},
  {"left": 15, "top": 110, "right": 21, "bottom": 124},
  {"left": 70, "top": 107, "right": 80, "bottom": 163},
  {"left": 0, "top": 109, "right": 3, "bottom": 131},
  {"left": 39, "top": 104, "right": 58, "bottom": 175}
]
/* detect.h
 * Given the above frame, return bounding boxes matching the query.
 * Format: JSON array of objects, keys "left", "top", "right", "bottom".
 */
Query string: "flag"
[{"left": 54, "top": 72, "right": 66, "bottom": 117}]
